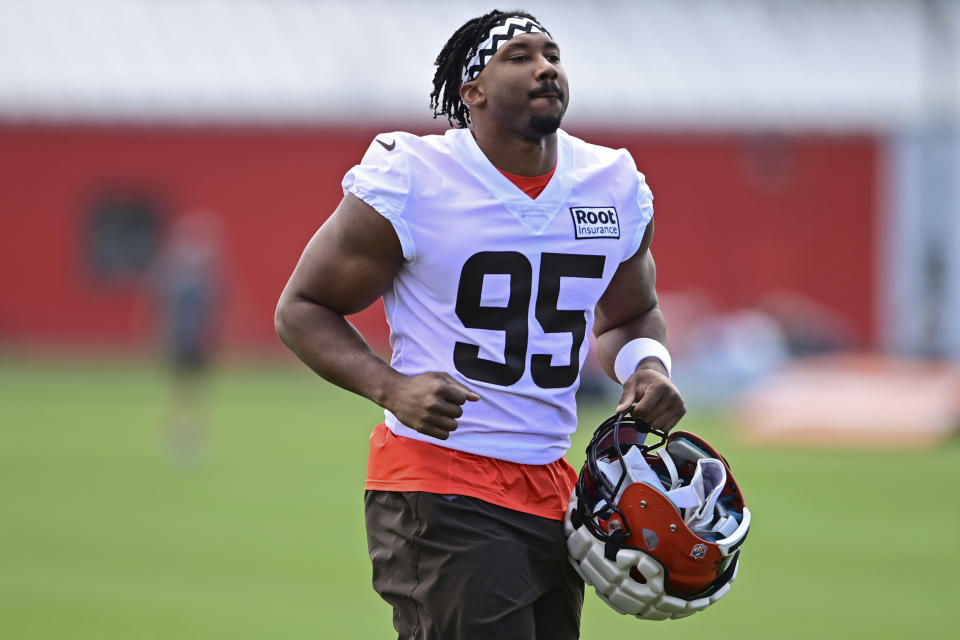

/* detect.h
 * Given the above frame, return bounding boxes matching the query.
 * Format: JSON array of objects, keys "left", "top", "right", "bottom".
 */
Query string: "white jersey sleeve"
[
  {"left": 583, "top": 145, "right": 654, "bottom": 262},
  {"left": 628, "top": 167, "right": 655, "bottom": 260},
  {"left": 341, "top": 133, "right": 416, "bottom": 261}
]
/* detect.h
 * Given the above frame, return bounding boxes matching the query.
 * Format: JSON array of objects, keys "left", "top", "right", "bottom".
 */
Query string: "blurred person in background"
[
  {"left": 151, "top": 211, "right": 223, "bottom": 465},
  {"left": 275, "top": 9, "right": 684, "bottom": 639}
]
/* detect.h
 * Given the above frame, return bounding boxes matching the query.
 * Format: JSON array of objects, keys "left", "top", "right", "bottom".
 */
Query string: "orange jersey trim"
[
  {"left": 497, "top": 164, "right": 557, "bottom": 199},
  {"left": 364, "top": 423, "right": 578, "bottom": 521}
]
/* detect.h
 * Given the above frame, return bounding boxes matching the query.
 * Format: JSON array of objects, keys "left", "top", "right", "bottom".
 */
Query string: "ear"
[{"left": 460, "top": 80, "right": 485, "bottom": 109}]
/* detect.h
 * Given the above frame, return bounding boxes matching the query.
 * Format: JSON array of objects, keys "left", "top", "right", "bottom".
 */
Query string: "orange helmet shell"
[{"left": 599, "top": 482, "right": 728, "bottom": 596}]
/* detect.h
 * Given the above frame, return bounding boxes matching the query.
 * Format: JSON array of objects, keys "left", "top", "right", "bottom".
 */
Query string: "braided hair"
[{"left": 430, "top": 9, "right": 543, "bottom": 128}]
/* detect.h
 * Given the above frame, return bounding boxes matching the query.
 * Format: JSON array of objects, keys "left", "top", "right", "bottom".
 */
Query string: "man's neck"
[{"left": 471, "top": 126, "right": 558, "bottom": 177}]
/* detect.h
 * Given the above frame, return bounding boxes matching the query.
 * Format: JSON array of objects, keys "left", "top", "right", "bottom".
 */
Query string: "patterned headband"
[{"left": 461, "top": 15, "right": 551, "bottom": 84}]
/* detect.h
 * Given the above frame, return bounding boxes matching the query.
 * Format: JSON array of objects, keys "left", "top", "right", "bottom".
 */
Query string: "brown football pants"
[{"left": 365, "top": 491, "right": 584, "bottom": 640}]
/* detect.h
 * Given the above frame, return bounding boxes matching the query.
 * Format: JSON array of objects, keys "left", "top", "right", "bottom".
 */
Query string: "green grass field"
[{"left": 1, "top": 355, "right": 958, "bottom": 639}]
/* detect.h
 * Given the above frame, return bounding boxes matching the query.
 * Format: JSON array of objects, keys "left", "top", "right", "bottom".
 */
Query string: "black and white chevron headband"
[{"left": 461, "top": 16, "right": 551, "bottom": 83}]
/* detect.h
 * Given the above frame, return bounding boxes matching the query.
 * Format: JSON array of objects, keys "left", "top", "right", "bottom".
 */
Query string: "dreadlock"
[{"left": 430, "top": 9, "right": 543, "bottom": 129}]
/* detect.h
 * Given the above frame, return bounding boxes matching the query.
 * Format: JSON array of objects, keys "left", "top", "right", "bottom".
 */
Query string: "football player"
[{"left": 275, "top": 9, "right": 685, "bottom": 639}]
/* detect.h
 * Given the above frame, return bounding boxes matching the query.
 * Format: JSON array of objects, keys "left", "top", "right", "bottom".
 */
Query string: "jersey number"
[{"left": 454, "top": 252, "right": 606, "bottom": 389}]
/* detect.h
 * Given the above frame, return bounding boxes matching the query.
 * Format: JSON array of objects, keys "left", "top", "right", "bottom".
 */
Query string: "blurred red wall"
[{"left": 0, "top": 124, "right": 876, "bottom": 351}]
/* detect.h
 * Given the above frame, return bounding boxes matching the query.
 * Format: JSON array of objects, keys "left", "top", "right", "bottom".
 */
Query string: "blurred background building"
[{"left": 1, "top": 0, "right": 958, "bottom": 436}]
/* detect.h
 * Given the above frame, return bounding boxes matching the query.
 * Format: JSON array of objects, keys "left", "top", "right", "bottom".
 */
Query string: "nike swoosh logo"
[{"left": 376, "top": 138, "right": 396, "bottom": 151}]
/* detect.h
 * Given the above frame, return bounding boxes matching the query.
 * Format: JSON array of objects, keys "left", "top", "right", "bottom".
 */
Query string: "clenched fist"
[
  {"left": 615, "top": 361, "right": 685, "bottom": 432},
  {"left": 383, "top": 372, "right": 480, "bottom": 440}
]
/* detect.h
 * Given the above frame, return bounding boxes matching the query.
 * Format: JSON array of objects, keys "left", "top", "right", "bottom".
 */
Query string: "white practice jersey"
[{"left": 342, "top": 128, "right": 653, "bottom": 464}]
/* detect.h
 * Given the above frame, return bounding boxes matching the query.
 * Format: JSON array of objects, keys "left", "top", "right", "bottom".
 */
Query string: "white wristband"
[{"left": 614, "top": 338, "right": 672, "bottom": 383}]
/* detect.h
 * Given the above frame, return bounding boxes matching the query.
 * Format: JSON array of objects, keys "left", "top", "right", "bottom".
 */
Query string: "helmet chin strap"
[
  {"left": 604, "top": 528, "right": 628, "bottom": 562},
  {"left": 657, "top": 448, "right": 680, "bottom": 490}
]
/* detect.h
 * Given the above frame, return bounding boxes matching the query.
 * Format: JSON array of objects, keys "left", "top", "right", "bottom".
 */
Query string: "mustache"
[{"left": 530, "top": 82, "right": 563, "bottom": 99}]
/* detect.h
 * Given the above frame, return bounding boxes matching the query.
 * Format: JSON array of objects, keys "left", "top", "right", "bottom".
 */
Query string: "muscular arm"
[
  {"left": 593, "top": 218, "right": 686, "bottom": 431},
  {"left": 275, "top": 194, "right": 477, "bottom": 439}
]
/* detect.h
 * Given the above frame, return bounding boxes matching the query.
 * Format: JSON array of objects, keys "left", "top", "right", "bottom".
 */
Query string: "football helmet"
[{"left": 564, "top": 411, "right": 751, "bottom": 620}]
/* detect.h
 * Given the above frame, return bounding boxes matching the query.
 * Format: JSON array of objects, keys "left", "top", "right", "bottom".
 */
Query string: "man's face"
[{"left": 472, "top": 33, "right": 569, "bottom": 138}]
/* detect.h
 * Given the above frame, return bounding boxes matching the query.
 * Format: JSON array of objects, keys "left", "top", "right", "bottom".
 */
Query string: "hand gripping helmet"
[{"left": 564, "top": 412, "right": 751, "bottom": 620}]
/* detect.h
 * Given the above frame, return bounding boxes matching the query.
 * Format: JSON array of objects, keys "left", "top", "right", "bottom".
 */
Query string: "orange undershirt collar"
[{"left": 497, "top": 164, "right": 557, "bottom": 199}]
